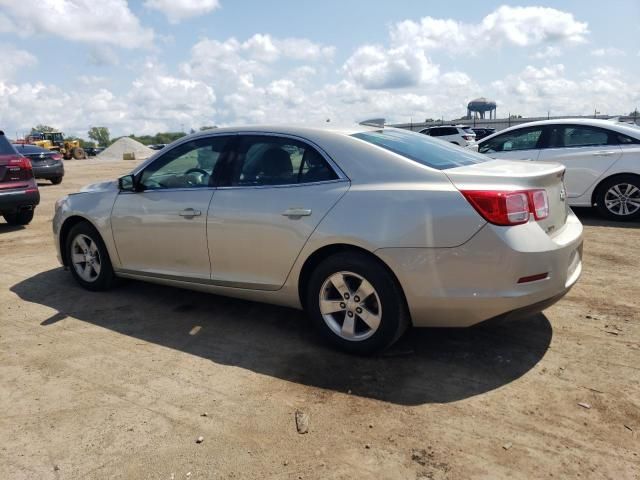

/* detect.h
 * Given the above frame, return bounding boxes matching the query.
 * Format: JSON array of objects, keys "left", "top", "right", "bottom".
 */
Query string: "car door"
[
  {"left": 536, "top": 125, "right": 622, "bottom": 198},
  {"left": 207, "top": 134, "right": 349, "bottom": 290},
  {"left": 478, "top": 126, "right": 546, "bottom": 161},
  {"left": 111, "top": 135, "right": 235, "bottom": 279}
]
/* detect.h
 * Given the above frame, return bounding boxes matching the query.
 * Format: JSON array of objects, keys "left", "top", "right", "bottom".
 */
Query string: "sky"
[{"left": 1, "top": 0, "right": 639, "bottom": 138}]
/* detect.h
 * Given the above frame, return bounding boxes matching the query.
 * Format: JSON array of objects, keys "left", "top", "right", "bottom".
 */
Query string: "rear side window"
[
  {"left": 229, "top": 136, "right": 338, "bottom": 186},
  {"left": 551, "top": 126, "right": 609, "bottom": 148},
  {"left": 352, "top": 129, "right": 488, "bottom": 170},
  {"left": 616, "top": 133, "right": 640, "bottom": 145},
  {"left": 0, "top": 135, "right": 18, "bottom": 155}
]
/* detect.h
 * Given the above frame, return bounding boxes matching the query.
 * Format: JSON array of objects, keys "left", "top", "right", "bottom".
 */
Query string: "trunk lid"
[
  {"left": 0, "top": 155, "right": 32, "bottom": 189},
  {"left": 445, "top": 159, "right": 568, "bottom": 235}
]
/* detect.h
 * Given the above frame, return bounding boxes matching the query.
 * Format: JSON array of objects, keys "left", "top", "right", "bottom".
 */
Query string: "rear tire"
[
  {"left": 595, "top": 174, "right": 640, "bottom": 221},
  {"left": 3, "top": 209, "right": 34, "bottom": 225},
  {"left": 306, "top": 251, "right": 409, "bottom": 355},
  {"left": 66, "top": 222, "right": 116, "bottom": 291},
  {"left": 51, "top": 176, "right": 63, "bottom": 185}
]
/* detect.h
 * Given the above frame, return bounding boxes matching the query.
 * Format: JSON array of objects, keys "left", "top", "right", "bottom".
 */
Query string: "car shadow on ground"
[
  {"left": 12, "top": 268, "right": 553, "bottom": 406},
  {"left": 572, "top": 207, "right": 639, "bottom": 228},
  {"left": 0, "top": 223, "right": 25, "bottom": 233}
]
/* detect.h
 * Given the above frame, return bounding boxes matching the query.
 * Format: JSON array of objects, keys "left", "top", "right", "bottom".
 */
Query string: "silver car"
[{"left": 53, "top": 126, "right": 583, "bottom": 354}]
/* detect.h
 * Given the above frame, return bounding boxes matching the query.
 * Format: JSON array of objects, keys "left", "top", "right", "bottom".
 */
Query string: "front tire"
[
  {"left": 66, "top": 222, "right": 115, "bottom": 291},
  {"left": 3, "top": 209, "right": 34, "bottom": 225},
  {"left": 306, "top": 252, "right": 409, "bottom": 355},
  {"left": 595, "top": 175, "right": 640, "bottom": 221}
]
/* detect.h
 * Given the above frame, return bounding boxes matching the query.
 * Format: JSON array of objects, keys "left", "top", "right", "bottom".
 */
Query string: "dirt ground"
[{"left": 1, "top": 160, "right": 639, "bottom": 479}]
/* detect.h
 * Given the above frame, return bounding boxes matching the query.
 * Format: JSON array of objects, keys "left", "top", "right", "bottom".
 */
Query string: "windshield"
[{"left": 352, "top": 128, "right": 488, "bottom": 170}]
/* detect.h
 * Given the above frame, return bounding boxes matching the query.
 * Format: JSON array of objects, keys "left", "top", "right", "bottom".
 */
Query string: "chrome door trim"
[{"left": 116, "top": 268, "right": 280, "bottom": 291}]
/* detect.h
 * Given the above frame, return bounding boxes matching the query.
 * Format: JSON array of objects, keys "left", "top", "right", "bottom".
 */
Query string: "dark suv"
[{"left": 0, "top": 131, "right": 39, "bottom": 225}]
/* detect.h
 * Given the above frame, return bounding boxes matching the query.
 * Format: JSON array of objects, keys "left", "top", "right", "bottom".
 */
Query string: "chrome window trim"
[
  {"left": 129, "top": 131, "right": 349, "bottom": 192},
  {"left": 215, "top": 178, "right": 349, "bottom": 191}
]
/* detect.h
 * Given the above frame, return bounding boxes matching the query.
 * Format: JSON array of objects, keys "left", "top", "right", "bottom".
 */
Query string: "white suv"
[{"left": 419, "top": 125, "right": 477, "bottom": 149}]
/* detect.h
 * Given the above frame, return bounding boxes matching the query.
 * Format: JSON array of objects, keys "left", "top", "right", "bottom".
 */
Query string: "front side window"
[
  {"left": 352, "top": 128, "right": 488, "bottom": 170},
  {"left": 479, "top": 128, "right": 544, "bottom": 154},
  {"left": 229, "top": 136, "right": 338, "bottom": 186},
  {"left": 139, "top": 135, "right": 233, "bottom": 190}
]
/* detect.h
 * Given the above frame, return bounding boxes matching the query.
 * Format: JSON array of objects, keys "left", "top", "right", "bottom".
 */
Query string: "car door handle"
[
  {"left": 179, "top": 208, "right": 201, "bottom": 217},
  {"left": 593, "top": 151, "right": 616, "bottom": 156},
  {"left": 282, "top": 208, "right": 312, "bottom": 217}
]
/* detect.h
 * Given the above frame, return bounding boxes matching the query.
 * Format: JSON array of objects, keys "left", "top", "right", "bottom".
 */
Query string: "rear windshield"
[
  {"left": 352, "top": 128, "right": 487, "bottom": 170},
  {"left": 0, "top": 134, "right": 18, "bottom": 155},
  {"left": 13, "top": 144, "right": 44, "bottom": 154}
]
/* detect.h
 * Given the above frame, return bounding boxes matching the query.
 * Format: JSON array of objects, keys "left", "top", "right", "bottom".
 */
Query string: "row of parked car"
[{"left": 420, "top": 119, "right": 640, "bottom": 221}]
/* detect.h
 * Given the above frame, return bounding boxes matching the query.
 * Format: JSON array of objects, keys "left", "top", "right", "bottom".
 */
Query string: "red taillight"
[
  {"left": 530, "top": 189, "right": 549, "bottom": 220},
  {"left": 8, "top": 156, "right": 32, "bottom": 170},
  {"left": 461, "top": 189, "right": 549, "bottom": 226},
  {"left": 51, "top": 153, "right": 63, "bottom": 161}
]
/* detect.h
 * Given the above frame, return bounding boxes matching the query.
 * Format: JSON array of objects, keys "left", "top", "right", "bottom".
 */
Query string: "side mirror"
[{"left": 118, "top": 174, "right": 136, "bottom": 192}]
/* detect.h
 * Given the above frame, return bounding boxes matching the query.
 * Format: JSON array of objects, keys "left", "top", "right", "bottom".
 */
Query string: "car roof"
[{"left": 478, "top": 118, "right": 640, "bottom": 143}]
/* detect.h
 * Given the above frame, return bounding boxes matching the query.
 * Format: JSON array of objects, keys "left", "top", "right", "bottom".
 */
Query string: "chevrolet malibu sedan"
[
  {"left": 477, "top": 119, "right": 640, "bottom": 221},
  {"left": 53, "top": 125, "right": 583, "bottom": 354}
]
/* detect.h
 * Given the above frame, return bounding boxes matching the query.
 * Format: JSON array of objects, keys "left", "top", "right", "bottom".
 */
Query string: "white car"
[
  {"left": 477, "top": 119, "right": 640, "bottom": 221},
  {"left": 419, "top": 125, "right": 478, "bottom": 149}
]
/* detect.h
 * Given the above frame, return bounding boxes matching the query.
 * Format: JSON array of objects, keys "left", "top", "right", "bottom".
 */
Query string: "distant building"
[{"left": 467, "top": 97, "right": 497, "bottom": 119}]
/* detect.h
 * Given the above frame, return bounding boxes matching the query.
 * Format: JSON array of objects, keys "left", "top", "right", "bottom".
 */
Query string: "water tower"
[{"left": 467, "top": 97, "right": 497, "bottom": 119}]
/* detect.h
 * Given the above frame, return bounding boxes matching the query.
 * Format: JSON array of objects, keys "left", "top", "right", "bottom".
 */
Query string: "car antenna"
[{"left": 359, "top": 118, "right": 386, "bottom": 128}]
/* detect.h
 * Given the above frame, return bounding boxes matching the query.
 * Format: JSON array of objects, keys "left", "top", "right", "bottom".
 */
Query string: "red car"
[{"left": 0, "top": 131, "right": 39, "bottom": 225}]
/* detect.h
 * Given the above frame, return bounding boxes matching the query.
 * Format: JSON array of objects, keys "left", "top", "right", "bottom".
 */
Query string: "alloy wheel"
[
  {"left": 319, "top": 271, "right": 382, "bottom": 341},
  {"left": 70, "top": 233, "right": 102, "bottom": 282},
  {"left": 604, "top": 183, "right": 640, "bottom": 216}
]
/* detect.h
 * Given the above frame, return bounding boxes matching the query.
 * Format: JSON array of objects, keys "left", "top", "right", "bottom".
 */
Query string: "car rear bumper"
[
  {"left": 376, "top": 209, "right": 583, "bottom": 327},
  {"left": 33, "top": 163, "right": 64, "bottom": 179},
  {"left": 0, "top": 187, "right": 40, "bottom": 213}
]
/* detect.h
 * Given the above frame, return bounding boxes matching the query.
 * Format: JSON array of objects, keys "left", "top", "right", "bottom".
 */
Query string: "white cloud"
[
  {"left": 479, "top": 6, "right": 588, "bottom": 46},
  {"left": 390, "top": 5, "right": 588, "bottom": 53},
  {"left": 591, "top": 47, "right": 626, "bottom": 57},
  {"left": 144, "top": 0, "right": 220, "bottom": 23},
  {"left": 0, "top": 44, "right": 37, "bottom": 80},
  {"left": 0, "top": 0, "right": 154, "bottom": 48},
  {"left": 491, "top": 64, "right": 640, "bottom": 116},
  {"left": 180, "top": 34, "right": 334, "bottom": 92},
  {"left": 343, "top": 44, "right": 439, "bottom": 89}
]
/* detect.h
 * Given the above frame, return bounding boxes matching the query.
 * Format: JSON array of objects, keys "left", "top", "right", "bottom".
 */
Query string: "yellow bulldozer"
[{"left": 28, "top": 131, "right": 86, "bottom": 159}]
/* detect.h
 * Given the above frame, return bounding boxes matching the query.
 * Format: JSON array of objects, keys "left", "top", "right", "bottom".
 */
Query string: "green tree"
[
  {"left": 31, "top": 124, "right": 57, "bottom": 133},
  {"left": 88, "top": 126, "right": 111, "bottom": 146}
]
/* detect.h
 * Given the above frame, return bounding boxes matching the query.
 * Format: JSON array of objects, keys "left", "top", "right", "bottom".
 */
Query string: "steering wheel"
[{"left": 184, "top": 168, "right": 210, "bottom": 185}]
